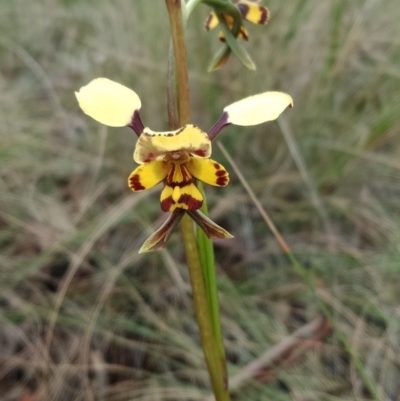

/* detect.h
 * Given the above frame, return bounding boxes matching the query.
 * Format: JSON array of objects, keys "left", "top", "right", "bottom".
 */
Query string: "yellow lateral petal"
[
  {"left": 224, "top": 92, "right": 293, "bottom": 126},
  {"left": 128, "top": 160, "right": 169, "bottom": 191},
  {"left": 160, "top": 183, "right": 203, "bottom": 212},
  {"left": 237, "top": 1, "right": 269, "bottom": 25},
  {"left": 134, "top": 125, "right": 211, "bottom": 164},
  {"left": 187, "top": 158, "right": 229, "bottom": 187},
  {"left": 75, "top": 78, "right": 141, "bottom": 127}
]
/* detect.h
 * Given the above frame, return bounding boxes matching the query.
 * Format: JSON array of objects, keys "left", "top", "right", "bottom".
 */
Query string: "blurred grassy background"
[{"left": 1, "top": 0, "right": 400, "bottom": 400}]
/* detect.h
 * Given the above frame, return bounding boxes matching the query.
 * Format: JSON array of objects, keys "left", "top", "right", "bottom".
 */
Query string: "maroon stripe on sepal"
[
  {"left": 139, "top": 209, "right": 185, "bottom": 253},
  {"left": 187, "top": 210, "right": 233, "bottom": 239}
]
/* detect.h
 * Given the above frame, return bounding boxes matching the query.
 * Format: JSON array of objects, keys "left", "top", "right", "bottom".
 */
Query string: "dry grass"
[{"left": 1, "top": 0, "right": 400, "bottom": 400}]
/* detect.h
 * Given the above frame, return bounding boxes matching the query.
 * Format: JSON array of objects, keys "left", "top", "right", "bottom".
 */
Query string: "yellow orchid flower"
[
  {"left": 130, "top": 125, "right": 229, "bottom": 213},
  {"left": 205, "top": 0, "right": 269, "bottom": 42},
  {"left": 75, "top": 78, "right": 293, "bottom": 252}
]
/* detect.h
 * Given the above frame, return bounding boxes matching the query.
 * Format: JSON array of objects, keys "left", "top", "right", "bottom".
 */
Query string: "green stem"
[
  {"left": 197, "top": 182, "right": 226, "bottom": 359},
  {"left": 165, "top": 1, "right": 230, "bottom": 400},
  {"left": 180, "top": 215, "right": 228, "bottom": 399}
]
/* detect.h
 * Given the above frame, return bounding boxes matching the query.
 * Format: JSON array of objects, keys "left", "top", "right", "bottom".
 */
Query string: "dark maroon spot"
[
  {"left": 129, "top": 174, "right": 146, "bottom": 191},
  {"left": 161, "top": 196, "right": 175, "bottom": 212},
  {"left": 167, "top": 133, "right": 173, "bottom": 137},
  {"left": 214, "top": 163, "right": 220, "bottom": 170},
  {"left": 216, "top": 170, "right": 226, "bottom": 177},
  {"left": 194, "top": 150, "right": 206, "bottom": 157},
  {"left": 180, "top": 165, "right": 192, "bottom": 183},
  {"left": 144, "top": 153, "right": 155, "bottom": 163},
  {"left": 259, "top": 8, "right": 269, "bottom": 25},
  {"left": 216, "top": 177, "right": 228, "bottom": 186},
  {"left": 205, "top": 13, "right": 213, "bottom": 31},
  {"left": 168, "top": 180, "right": 193, "bottom": 188},
  {"left": 178, "top": 194, "right": 202, "bottom": 210}
]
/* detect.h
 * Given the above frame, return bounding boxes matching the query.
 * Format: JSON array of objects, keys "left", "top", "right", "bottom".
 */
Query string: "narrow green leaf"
[{"left": 217, "top": 16, "right": 256, "bottom": 70}]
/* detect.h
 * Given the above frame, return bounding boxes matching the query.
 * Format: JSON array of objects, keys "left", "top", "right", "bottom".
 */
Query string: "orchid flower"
[
  {"left": 75, "top": 78, "right": 292, "bottom": 252},
  {"left": 205, "top": 0, "right": 269, "bottom": 43}
]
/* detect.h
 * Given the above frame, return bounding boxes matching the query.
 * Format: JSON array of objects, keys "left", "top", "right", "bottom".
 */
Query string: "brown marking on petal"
[
  {"left": 216, "top": 176, "right": 228, "bottom": 186},
  {"left": 161, "top": 196, "right": 175, "bottom": 212},
  {"left": 165, "top": 163, "right": 194, "bottom": 187},
  {"left": 169, "top": 181, "right": 193, "bottom": 188},
  {"left": 216, "top": 170, "right": 226, "bottom": 177},
  {"left": 237, "top": 3, "right": 250, "bottom": 19},
  {"left": 214, "top": 163, "right": 221, "bottom": 170},
  {"left": 129, "top": 174, "right": 146, "bottom": 191},
  {"left": 259, "top": 7, "right": 269, "bottom": 25},
  {"left": 165, "top": 163, "right": 176, "bottom": 185},
  {"left": 144, "top": 153, "right": 155, "bottom": 163},
  {"left": 180, "top": 164, "right": 192, "bottom": 184},
  {"left": 194, "top": 150, "right": 206, "bottom": 157},
  {"left": 205, "top": 13, "right": 213, "bottom": 31},
  {"left": 178, "top": 194, "right": 203, "bottom": 210}
]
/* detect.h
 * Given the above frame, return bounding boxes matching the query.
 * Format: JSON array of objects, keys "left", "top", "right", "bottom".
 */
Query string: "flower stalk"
[{"left": 165, "top": 0, "right": 230, "bottom": 400}]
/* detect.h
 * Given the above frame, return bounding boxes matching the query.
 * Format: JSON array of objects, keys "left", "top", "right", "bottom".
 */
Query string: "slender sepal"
[
  {"left": 139, "top": 209, "right": 185, "bottom": 253},
  {"left": 188, "top": 210, "right": 233, "bottom": 239}
]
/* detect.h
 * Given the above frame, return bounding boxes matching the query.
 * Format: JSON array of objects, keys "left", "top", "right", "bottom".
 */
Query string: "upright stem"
[
  {"left": 165, "top": 1, "right": 230, "bottom": 400},
  {"left": 165, "top": 0, "right": 190, "bottom": 127}
]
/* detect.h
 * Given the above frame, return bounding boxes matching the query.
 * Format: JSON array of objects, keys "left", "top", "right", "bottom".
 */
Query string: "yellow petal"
[
  {"left": 128, "top": 160, "right": 169, "bottom": 191},
  {"left": 205, "top": 12, "right": 219, "bottom": 31},
  {"left": 134, "top": 125, "right": 211, "bottom": 164},
  {"left": 187, "top": 158, "right": 229, "bottom": 187},
  {"left": 75, "top": 78, "right": 141, "bottom": 127},
  {"left": 237, "top": 1, "right": 269, "bottom": 25},
  {"left": 160, "top": 183, "right": 203, "bottom": 212},
  {"left": 224, "top": 92, "right": 293, "bottom": 126}
]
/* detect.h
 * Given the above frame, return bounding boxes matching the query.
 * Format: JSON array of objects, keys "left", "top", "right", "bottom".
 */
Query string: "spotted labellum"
[{"left": 75, "top": 78, "right": 292, "bottom": 252}]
